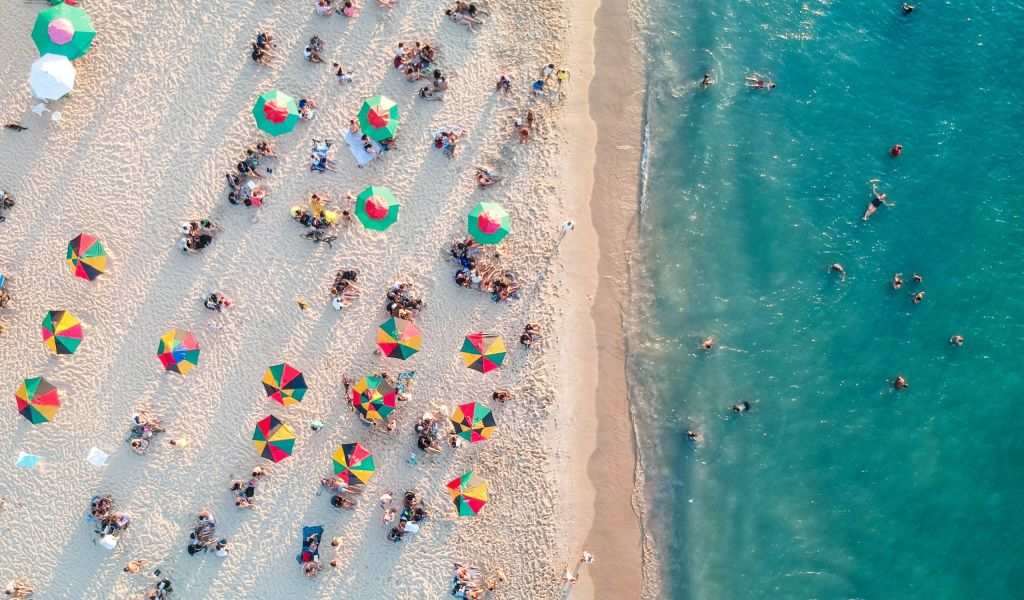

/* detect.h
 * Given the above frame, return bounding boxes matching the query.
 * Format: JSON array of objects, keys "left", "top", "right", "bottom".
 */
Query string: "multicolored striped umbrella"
[
  {"left": 15, "top": 377, "right": 61, "bottom": 424},
  {"left": 252, "top": 414, "right": 296, "bottom": 462},
  {"left": 332, "top": 443, "right": 375, "bottom": 485},
  {"left": 354, "top": 186, "right": 399, "bottom": 231},
  {"left": 467, "top": 202, "right": 510, "bottom": 244},
  {"left": 41, "top": 310, "right": 83, "bottom": 355},
  {"left": 351, "top": 376, "right": 396, "bottom": 421},
  {"left": 262, "top": 363, "right": 307, "bottom": 406},
  {"left": 460, "top": 333, "right": 507, "bottom": 373},
  {"left": 357, "top": 95, "right": 399, "bottom": 141},
  {"left": 447, "top": 470, "right": 488, "bottom": 516},
  {"left": 451, "top": 402, "right": 497, "bottom": 443},
  {"left": 156, "top": 328, "right": 200, "bottom": 374},
  {"left": 252, "top": 90, "right": 300, "bottom": 136},
  {"left": 31, "top": 3, "right": 95, "bottom": 60},
  {"left": 376, "top": 317, "right": 421, "bottom": 360},
  {"left": 66, "top": 233, "right": 106, "bottom": 281}
]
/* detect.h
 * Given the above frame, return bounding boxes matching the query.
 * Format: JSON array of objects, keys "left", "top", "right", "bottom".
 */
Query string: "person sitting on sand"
[
  {"left": 519, "top": 323, "right": 542, "bottom": 347},
  {"left": 332, "top": 62, "right": 353, "bottom": 83},
  {"left": 255, "top": 139, "right": 276, "bottom": 158},
  {"left": 304, "top": 37, "right": 325, "bottom": 63},
  {"left": 446, "top": 9, "right": 482, "bottom": 31},
  {"left": 303, "top": 562, "right": 322, "bottom": 577},
  {"left": 419, "top": 86, "right": 443, "bottom": 101},
  {"left": 863, "top": 180, "right": 893, "bottom": 220},
  {"left": 745, "top": 75, "right": 775, "bottom": 89},
  {"left": 299, "top": 98, "right": 318, "bottom": 120},
  {"left": 251, "top": 41, "right": 273, "bottom": 66},
  {"left": 454, "top": 1, "right": 486, "bottom": 16},
  {"left": 476, "top": 167, "right": 502, "bottom": 187},
  {"left": 4, "top": 580, "right": 33, "bottom": 598},
  {"left": 316, "top": 0, "right": 334, "bottom": 15},
  {"left": 496, "top": 74, "right": 512, "bottom": 94},
  {"left": 341, "top": 0, "right": 357, "bottom": 16}
]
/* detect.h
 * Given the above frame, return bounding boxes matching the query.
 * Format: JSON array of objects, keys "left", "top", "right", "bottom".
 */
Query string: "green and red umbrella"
[
  {"left": 376, "top": 317, "right": 421, "bottom": 359},
  {"left": 66, "top": 233, "right": 107, "bottom": 281},
  {"left": 451, "top": 402, "right": 497, "bottom": 443},
  {"left": 252, "top": 414, "right": 296, "bottom": 462},
  {"left": 467, "top": 202, "right": 510, "bottom": 244},
  {"left": 355, "top": 186, "right": 399, "bottom": 231},
  {"left": 447, "top": 470, "right": 488, "bottom": 516},
  {"left": 156, "top": 328, "right": 200, "bottom": 374},
  {"left": 41, "top": 310, "right": 83, "bottom": 355},
  {"left": 332, "top": 442, "right": 375, "bottom": 485},
  {"left": 460, "top": 333, "right": 507, "bottom": 373},
  {"left": 31, "top": 3, "right": 95, "bottom": 60},
  {"left": 15, "top": 377, "right": 61, "bottom": 424},
  {"left": 357, "top": 95, "right": 399, "bottom": 141},
  {"left": 262, "top": 363, "right": 307, "bottom": 406},
  {"left": 252, "top": 90, "right": 300, "bottom": 136},
  {"left": 351, "top": 376, "right": 396, "bottom": 421}
]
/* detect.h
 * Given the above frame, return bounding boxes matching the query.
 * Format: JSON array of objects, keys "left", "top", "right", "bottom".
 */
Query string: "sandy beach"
[{"left": 0, "top": 0, "right": 643, "bottom": 598}]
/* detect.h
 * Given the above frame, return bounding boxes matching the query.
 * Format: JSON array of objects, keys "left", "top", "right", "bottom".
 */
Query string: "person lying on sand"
[{"left": 446, "top": 9, "right": 482, "bottom": 31}]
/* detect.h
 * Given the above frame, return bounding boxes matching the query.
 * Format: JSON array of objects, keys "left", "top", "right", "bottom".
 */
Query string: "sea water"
[{"left": 627, "top": 1, "right": 1024, "bottom": 597}]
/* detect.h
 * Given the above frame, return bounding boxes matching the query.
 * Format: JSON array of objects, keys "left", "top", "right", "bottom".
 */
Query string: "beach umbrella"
[
  {"left": 66, "top": 233, "right": 106, "bottom": 281},
  {"left": 357, "top": 95, "right": 399, "bottom": 141},
  {"left": 332, "top": 442, "right": 375, "bottom": 485},
  {"left": 376, "top": 317, "right": 421, "bottom": 360},
  {"left": 252, "top": 90, "right": 300, "bottom": 136},
  {"left": 28, "top": 54, "right": 76, "bottom": 100},
  {"left": 15, "top": 377, "right": 61, "bottom": 424},
  {"left": 351, "top": 376, "right": 396, "bottom": 421},
  {"left": 156, "top": 328, "right": 200, "bottom": 374},
  {"left": 41, "top": 309, "right": 83, "bottom": 355},
  {"left": 31, "top": 3, "right": 95, "bottom": 60},
  {"left": 451, "top": 402, "right": 497, "bottom": 444},
  {"left": 262, "top": 363, "right": 307, "bottom": 406},
  {"left": 467, "top": 202, "right": 510, "bottom": 245},
  {"left": 446, "top": 470, "right": 488, "bottom": 516},
  {"left": 354, "top": 186, "right": 399, "bottom": 231},
  {"left": 252, "top": 414, "right": 296, "bottom": 462},
  {"left": 460, "top": 333, "right": 507, "bottom": 373}
]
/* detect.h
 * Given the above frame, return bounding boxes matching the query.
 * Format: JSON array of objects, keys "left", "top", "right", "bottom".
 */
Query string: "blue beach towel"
[{"left": 296, "top": 525, "right": 324, "bottom": 563}]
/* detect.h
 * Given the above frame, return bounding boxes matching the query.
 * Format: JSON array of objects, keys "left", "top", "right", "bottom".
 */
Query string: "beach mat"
[{"left": 345, "top": 131, "right": 380, "bottom": 167}]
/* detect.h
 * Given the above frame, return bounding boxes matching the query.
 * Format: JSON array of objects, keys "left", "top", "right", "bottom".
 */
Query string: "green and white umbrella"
[
  {"left": 31, "top": 3, "right": 96, "bottom": 60},
  {"left": 252, "top": 90, "right": 300, "bottom": 136}
]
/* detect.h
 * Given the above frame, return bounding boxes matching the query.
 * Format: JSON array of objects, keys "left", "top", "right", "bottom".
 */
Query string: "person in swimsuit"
[
  {"left": 949, "top": 335, "right": 964, "bottom": 346},
  {"left": 745, "top": 75, "right": 775, "bottom": 89},
  {"left": 829, "top": 263, "right": 846, "bottom": 281},
  {"left": 702, "top": 72, "right": 714, "bottom": 88},
  {"left": 892, "top": 273, "right": 904, "bottom": 289},
  {"left": 863, "top": 180, "right": 893, "bottom": 220},
  {"left": 893, "top": 376, "right": 908, "bottom": 390},
  {"left": 700, "top": 336, "right": 715, "bottom": 350}
]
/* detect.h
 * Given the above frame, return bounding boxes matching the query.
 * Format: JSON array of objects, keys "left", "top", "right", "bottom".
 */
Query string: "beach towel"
[
  {"left": 296, "top": 525, "right": 324, "bottom": 563},
  {"left": 345, "top": 130, "right": 381, "bottom": 167}
]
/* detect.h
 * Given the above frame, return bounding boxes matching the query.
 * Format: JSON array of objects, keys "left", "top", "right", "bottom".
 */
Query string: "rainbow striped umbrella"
[
  {"left": 447, "top": 470, "right": 488, "bottom": 516},
  {"left": 354, "top": 186, "right": 399, "bottom": 231},
  {"left": 156, "top": 329, "right": 200, "bottom": 374},
  {"left": 15, "top": 377, "right": 61, "bottom": 424},
  {"left": 467, "top": 202, "right": 510, "bottom": 244},
  {"left": 376, "top": 317, "right": 421, "bottom": 360},
  {"left": 460, "top": 333, "right": 506, "bottom": 373},
  {"left": 351, "top": 376, "right": 396, "bottom": 421},
  {"left": 451, "top": 402, "right": 497, "bottom": 444},
  {"left": 31, "top": 3, "right": 95, "bottom": 60},
  {"left": 252, "top": 414, "right": 296, "bottom": 462},
  {"left": 66, "top": 233, "right": 107, "bottom": 281},
  {"left": 252, "top": 90, "right": 300, "bottom": 136},
  {"left": 262, "top": 363, "right": 307, "bottom": 406},
  {"left": 332, "top": 443, "right": 375, "bottom": 485},
  {"left": 41, "top": 310, "right": 83, "bottom": 355},
  {"left": 357, "top": 95, "right": 399, "bottom": 141}
]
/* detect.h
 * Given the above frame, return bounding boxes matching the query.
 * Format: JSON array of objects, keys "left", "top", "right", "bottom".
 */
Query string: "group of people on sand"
[
  {"left": 315, "top": 0, "right": 366, "bottom": 18},
  {"left": 90, "top": 495, "right": 132, "bottom": 544},
  {"left": 385, "top": 491, "right": 430, "bottom": 542},
  {"left": 225, "top": 140, "right": 275, "bottom": 207},
  {"left": 531, "top": 63, "right": 570, "bottom": 98},
  {"left": 450, "top": 562, "right": 508, "bottom": 598},
  {"left": 0, "top": 188, "right": 15, "bottom": 223},
  {"left": 186, "top": 510, "right": 230, "bottom": 557},
  {"left": 228, "top": 466, "right": 266, "bottom": 509},
  {"left": 290, "top": 190, "right": 352, "bottom": 244},
  {"left": 320, "top": 477, "right": 363, "bottom": 510},
  {"left": 250, "top": 31, "right": 274, "bottom": 66},
  {"left": 385, "top": 282, "right": 424, "bottom": 320},
  {"left": 415, "top": 408, "right": 460, "bottom": 453},
  {"left": 329, "top": 268, "right": 362, "bottom": 310},
  {"left": 395, "top": 41, "right": 438, "bottom": 81},
  {"left": 178, "top": 219, "right": 222, "bottom": 254},
  {"left": 446, "top": 1, "right": 487, "bottom": 32},
  {"left": 126, "top": 410, "right": 165, "bottom": 455},
  {"left": 433, "top": 127, "right": 464, "bottom": 158},
  {"left": 450, "top": 237, "right": 522, "bottom": 302}
]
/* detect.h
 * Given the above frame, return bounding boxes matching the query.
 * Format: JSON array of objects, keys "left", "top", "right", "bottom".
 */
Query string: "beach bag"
[{"left": 99, "top": 534, "right": 118, "bottom": 550}]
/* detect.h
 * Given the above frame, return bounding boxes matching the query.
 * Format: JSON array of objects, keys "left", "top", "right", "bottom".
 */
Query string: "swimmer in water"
[
  {"left": 700, "top": 336, "right": 715, "bottom": 350},
  {"left": 902, "top": 3, "right": 915, "bottom": 15},
  {"left": 702, "top": 72, "right": 714, "bottom": 88},
  {"left": 686, "top": 430, "right": 704, "bottom": 444},
  {"left": 829, "top": 263, "right": 846, "bottom": 281},
  {"left": 912, "top": 291, "right": 925, "bottom": 304},
  {"left": 949, "top": 335, "right": 964, "bottom": 346},
  {"left": 912, "top": 273, "right": 922, "bottom": 283},
  {"left": 892, "top": 273, "right": 904, "bottom": 290},
  {"left": 890, "top": 144, "right": 902, "bottom": 157},
  {"left": 744, "top": 75, "right": 775, "bottom": 90},
  {"left": 732, "top": 402, "right": 751, "bottom": 414},
  {"left": 893, "top": 375, "right": 908, "bottom": 390},
  {"left": 863, "top": 180, "right": 893, "bottom": 221}
]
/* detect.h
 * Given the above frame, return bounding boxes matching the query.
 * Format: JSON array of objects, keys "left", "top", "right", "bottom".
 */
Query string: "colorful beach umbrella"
[
  {"left": 357, "top": 95, "right": 399, "bottom": 141},
  {"left": 15, "top": 377, "right": 61, "bottom": 425},
  {"left": 467, "top": 202, "right": 510, "bottom": 245},
  {"left": 262, "top": 363, "right": 307, "bottom": 406},
  {"left": 354, "top": 186, "right": 399, "bottom": 231},
  {"left": 351, "top": 376, "right": 396, "bottom": 421},
  {"left": 447, "top": 470, "right": 488, "bottom": 516},
  {"left": 376, "top": 317, "right": 421, "bottom": 360},
  {"left": 332, "top": 443, "right": 375, "bottom": 485},
  {"left": 451, "top": 402, "right": 497, "bottom": 444},
  {"left": 29, "top": 53, "right": 76, "bottom": 100},
  {"left": 66, "top": 233, "right": 106, "bottom": 281},
  {"left": 31, "top": 3, "right": 95, "bottom": 60},
  {"left": 252, "top": 414, "right": 296, "bottom": 462},
  {"left": 41, "top": 310, "right": 83, "bottom": 355},
  {"left": 252, "top": 90, "right": 300, "bottom": 136},
  {"left": 460, "top": 333, "right": 507, "bottom": 373},
  {"left": 156, "top": 328, "right": 200, "bottom": 374}
]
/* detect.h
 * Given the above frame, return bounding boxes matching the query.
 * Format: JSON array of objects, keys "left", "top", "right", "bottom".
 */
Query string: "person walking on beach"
[{"left": 559, "top": 220, "right": 575, "bottom": 241}]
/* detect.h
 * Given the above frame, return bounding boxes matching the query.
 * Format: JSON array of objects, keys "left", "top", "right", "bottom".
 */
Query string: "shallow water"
[{"left": 627, "top": 1, "right": 1024, "bottom": 597}]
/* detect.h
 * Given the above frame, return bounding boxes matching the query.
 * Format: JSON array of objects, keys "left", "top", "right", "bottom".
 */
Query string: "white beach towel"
[{"left": 345, "top": 130, "right": 380, "bottom": 167}]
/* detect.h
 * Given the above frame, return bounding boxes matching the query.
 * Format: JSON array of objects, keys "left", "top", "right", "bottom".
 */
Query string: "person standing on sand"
[{"left": 559, "top": 220, "right": 575, "bottom": 241}]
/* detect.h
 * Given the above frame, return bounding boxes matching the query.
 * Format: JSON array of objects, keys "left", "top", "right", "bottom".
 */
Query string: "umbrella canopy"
[
  {"left": 41, "top": 309, "right": 83, "bottom": 355},
  {"left": 351, "top": 376, "right": 396, "bottom": 421},
  {"left": 467, "top": 202, "right": 510, "bottom": 245},
  {"left": 252, "top": 414, "right": 296, "bottom": 462},
  {"left": 354, "top": 186, "right": 399, "bottom": 231},
  {"left": 29, "top": 53, "right": 76, "bottom": 100},
  {"left": 31, "top": 4, "right": 95, "bottom": 60},
  {"left": 451, "top": 402, "right": 497, "bottom": 443},
  {"left": 332, "top": 442, "right": 375, "bottom": 485},
  {"left": 460, "top": 333, "right": 507, "bottom": 373},
  {"left": 15, "top": 377, "right": 61, "bottom": 424},
  {"left": 156, "top": 329, "right": 200, "bottom": 374},
  {"left": 447, "top": 470, "right": 488, "bottom": 516},
  {"left": 252, "top": 90, "right": 300, "bottom": 136},
  {"left": 376, "top": 317, "right": 421, "bottom": 359},
  {"left": 357, "top": 95, "right": 399, "bottom": 141},
  {"left": 262, "top": 363, "right": 307, "bottom": 406},
  {"left": 66, "top": 233, "right": 106, "bottom": 281}
]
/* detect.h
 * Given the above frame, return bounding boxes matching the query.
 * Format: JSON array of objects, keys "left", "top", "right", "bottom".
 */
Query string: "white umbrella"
[{"left": 29, "top": 53, "right": 76, "bottom": 100}]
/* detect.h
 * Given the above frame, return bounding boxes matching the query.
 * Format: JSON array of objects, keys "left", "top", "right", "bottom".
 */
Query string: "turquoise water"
[{"left": 628, "top": 1, "right": 1024, "bottom": 597}]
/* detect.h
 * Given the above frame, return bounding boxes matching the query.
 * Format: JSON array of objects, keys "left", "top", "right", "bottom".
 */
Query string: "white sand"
[{"left": 0, "top": 0, "right": 606, "bottom": 597}]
